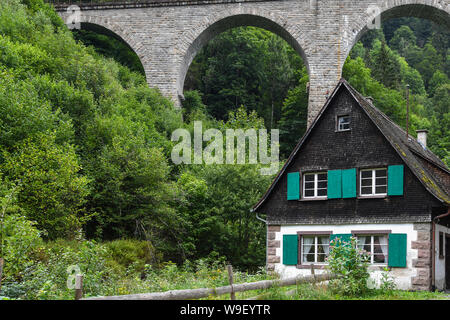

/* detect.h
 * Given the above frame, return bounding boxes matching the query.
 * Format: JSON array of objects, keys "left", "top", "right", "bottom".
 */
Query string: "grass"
[
  {"left": 250, "top": 283, "right": 450, "bottom": 300},
  {"left": 2, "top": 238, "right": 448, "bottom": 300}
]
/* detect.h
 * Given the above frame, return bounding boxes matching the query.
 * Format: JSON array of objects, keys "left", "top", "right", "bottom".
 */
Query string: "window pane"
[
  {"left": 338, "top": 116, "right": 350, "bottom": 131},
  {"left": 305, "top": 190, "right": 314, "bottom": 197},
  {"left": 373, "top": 254, "right": 386, "bottom": 263},
  {"left": 303, "top": 237, "right": 315, "bottom": 263},
  {"left": 363, "top": 236, "right": 371, "bottom": 253},
  {"left": 375, "top": 169, "right": 387, "bottom": 178},
  {"left": 318, "top": 236, "right": 330, "bottom": 259},
  {"left": 305, "top": 182, "right": 314, "bottom": 189},
  {"left": 317, "top": 238, "right": 325, "bottom": 254},
  {"left": 303, "top": 254, "right": 315, "bottom": 262},
  {"left": 361, "top": 186, "right": 372, "bottom": 195},
  {"left": 361, "top": 171, "right": 372, "bottom": 178},
  {"left": 317, "top": 173, "right": 327, "bottom": 181},
  {"left": 375, "top": 186, "right": 387, "bottom": 194},
  {"left": 316, "top": 254, "right": 326, "bottom": 262},
  {"left": 319, "top": 236, "right": 330, "bottom": 245},
  {"left": 317, "top": 189, "right": 327, "bottom": 197},
  {"left": 317, "top": 181, "right": 327, "bottom": 189},
  {"left": 373, "top": 236, "right": 388, "bottom": 264},
  {"left": 361, "top": 178, "right": 372, "bottom": 186},
  {"left": 356, "top": 236, "right": 366, "bottom": 247},
  {"left": 375, "top": 177, "right": 387, "bottom": 186},
  {"left": 305, "top": 174, "right": 315, "bottom": 182}
]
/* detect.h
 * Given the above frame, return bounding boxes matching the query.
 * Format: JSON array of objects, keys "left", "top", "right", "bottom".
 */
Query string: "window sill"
[
  {"left": 299, "top": 197, "right": 328, "bottom": 201},
  {"left": 296, "top": 264, "right": 327, "bottom": 269},
  {"left": 367, "top": 265, "right": 388, "bottom": 271},
  {"left": 357, "top": 195, "right": 387, "bottom": 199}
]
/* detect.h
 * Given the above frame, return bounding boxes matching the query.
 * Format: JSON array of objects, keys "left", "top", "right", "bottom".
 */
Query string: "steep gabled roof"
[{"left": 253, "top": 79, "right": 450, "bottom": 212}]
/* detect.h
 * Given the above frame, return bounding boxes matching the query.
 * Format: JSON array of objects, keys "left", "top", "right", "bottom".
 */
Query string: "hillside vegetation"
[{"left": 0, "top": 0, "right": 448, "bottom": 300}]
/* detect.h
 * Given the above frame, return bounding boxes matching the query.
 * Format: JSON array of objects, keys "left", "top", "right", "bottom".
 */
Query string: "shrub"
[
  {"left": 104, "top": 239, "right": 161, "bottom": 276},
  {"left": 0, "top": 214, "right": 43, "bottom": 280},
  {"left": 1, "top": 239, "right": 117, "bottom": 299},
  {"left": 1, "top": 133, "right": 91, "bottom": 239},
  {"left": 379, "top": 267, "right": 397, "bottom": 294},
  {"left": 326, "top": 236, "right": 370, "bottom": 296}
]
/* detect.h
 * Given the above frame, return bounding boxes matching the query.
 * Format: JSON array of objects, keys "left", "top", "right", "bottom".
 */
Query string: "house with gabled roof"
[{"left": 252, "top": 79, "right": 450, "bottom": 291}]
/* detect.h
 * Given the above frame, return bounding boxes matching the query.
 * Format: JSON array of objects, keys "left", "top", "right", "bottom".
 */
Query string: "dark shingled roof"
[{"left": 253, "top": 78, "right": 450, "bottom": 211}]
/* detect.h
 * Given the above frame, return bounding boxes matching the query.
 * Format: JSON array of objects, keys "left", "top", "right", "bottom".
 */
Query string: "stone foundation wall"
[
  {"left": 266, "top": 225, "right": 280, "bottom": 272},
  {"left": 411, "top": 223, "right": 432, "bottom": 291}
]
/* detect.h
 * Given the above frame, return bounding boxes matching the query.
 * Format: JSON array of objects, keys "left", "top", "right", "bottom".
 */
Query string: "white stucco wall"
[
  {"left": 434, "top": 224, "right": 449, "bottom": 291},
  {"left": 274, "top": 223, "right": 419, "bottom": 290}
]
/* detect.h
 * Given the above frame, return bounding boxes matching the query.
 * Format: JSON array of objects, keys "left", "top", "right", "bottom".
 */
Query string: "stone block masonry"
[
  {"left": 56, "top": 0, "right": 450, "bottom": 126},
  {"left": 267, "top": 225, "right": 280, "bottom": 271},
  {"left": 412, "top": 223, "right": 432, "bottom": 291}
]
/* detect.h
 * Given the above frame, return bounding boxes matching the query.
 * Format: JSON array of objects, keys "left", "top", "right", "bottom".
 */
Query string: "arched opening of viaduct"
[
  {"left": 177, "top": 13, "right": 310, "bottom": 104},
  {"left": 345, "top": 3, "right": 450, "bottom": 62},
  {"left": 76, "top": 22, "right": 146, "bottom": 76}
]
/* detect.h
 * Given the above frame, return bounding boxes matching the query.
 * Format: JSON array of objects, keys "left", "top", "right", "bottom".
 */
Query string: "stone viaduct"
[{"left": 53, "top": 0, "right": 450, "bottom": 125}]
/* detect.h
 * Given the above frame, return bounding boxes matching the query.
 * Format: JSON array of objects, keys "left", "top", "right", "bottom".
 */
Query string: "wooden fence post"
[
  {"left": 227, "top": 265, "right": 235, "bottom": 300},
  {"left": 75, "top": 274, "right": 83, "bottom": 300},
  {"left": 310, "top": 264, "right": 316, "bottom": 286}
]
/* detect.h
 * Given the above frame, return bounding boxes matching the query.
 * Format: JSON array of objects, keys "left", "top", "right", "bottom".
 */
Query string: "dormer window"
[{"left": 337, "top": 115, "right": 350, "bottom": 131}]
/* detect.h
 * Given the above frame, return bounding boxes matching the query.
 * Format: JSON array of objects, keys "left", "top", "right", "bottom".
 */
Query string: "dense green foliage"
[{"left": 0, "top": 0, "right": 448, "bottom": 300}]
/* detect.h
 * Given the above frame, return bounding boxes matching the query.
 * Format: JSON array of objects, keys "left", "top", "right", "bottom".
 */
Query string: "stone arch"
[
  {"left": 74, "top": 15, "right": 146, "bottom": 79},
  {"left": 344, "top": 1, "right": 450, "bottom": 64},
  {"left": 177, "top": 10, "right": 310, "bottom": 99}
]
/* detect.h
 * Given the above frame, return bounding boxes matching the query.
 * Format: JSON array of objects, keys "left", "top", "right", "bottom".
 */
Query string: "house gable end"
[{"left": 254, "top": 80, "right": 446, "bottom": 224}]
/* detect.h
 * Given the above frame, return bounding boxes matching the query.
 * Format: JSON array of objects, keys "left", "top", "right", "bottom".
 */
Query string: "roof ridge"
[{"left": 343, "top": 81, "right": 449, "bottom": 172}]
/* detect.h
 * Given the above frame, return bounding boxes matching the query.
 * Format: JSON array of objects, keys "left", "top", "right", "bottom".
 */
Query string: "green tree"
[
  {"left": 261, "top": 34, "right": 297, "bottom": 129},
  {"left": 278, "top": 70, "right": 309, "bottom": 158},
  {"left": 389, "top": 25, "right": 417, "bottom": 57},
  {"left": 369, "top": 40, "right": 402, "bottom": 89},
  {"left": 428, "top": 70, "right": 449, "bottom": 97},
  {"left": 415, "top": 42, "right": 443, "bottom": 88},
  {"left": 1, "top": 133, "right": 91, "bottom": 239}
]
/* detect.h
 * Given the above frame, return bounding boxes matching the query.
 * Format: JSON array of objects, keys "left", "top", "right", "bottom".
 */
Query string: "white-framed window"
[
  {"left": 337, "top": 115, "right": 350, "bottom": 131},
  {"left": 303, "top": 172, "right": 327, "bottom": 198},
  {"left": 301, "top": 235, "right": 330, "bottom": 264},
  {"left": 360, "top": 168, "right": 387, "bottom": 196},
  {"left": 356, "top": 235, "right": 388, "bottom": 264}
]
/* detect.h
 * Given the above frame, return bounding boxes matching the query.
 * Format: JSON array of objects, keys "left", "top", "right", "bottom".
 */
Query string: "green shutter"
[
  {"left": 388, "top": 233, "right": 407, "bottom": 267},
  {"left": 287, "top": 172, "right": 300, "bottom": 200},
  {"left": 330, "top": 233, "right": 352, "bottom": 247},
  {"left": 342, "top": 168, "right": 357, "bottom": 198},
  {"left": 388, "top": 165, "right": 404, "bottom": 196},
  {"left": 327, "top": 170, "right": 342, "bottom": 199},
  {"left": 283, "top": 234, "right": 298, "bottom": 265}
]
